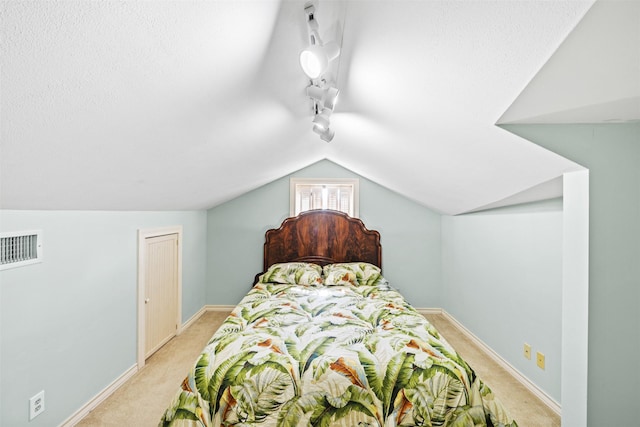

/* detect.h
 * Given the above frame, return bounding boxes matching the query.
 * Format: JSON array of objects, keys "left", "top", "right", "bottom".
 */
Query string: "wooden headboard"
[{"left": 263, "top": 210, "right": 382, "bottom": 271}]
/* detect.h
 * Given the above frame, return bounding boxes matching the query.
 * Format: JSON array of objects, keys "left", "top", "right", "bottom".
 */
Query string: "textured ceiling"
[
  {"left": 499, "top": 0, "right": 640, "bottom": 125},
  {"left": 1, "top": 0, "right": 636, "bottom": 215}
]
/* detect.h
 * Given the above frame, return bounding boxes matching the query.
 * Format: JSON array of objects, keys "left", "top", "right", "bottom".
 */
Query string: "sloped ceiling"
[
  {"left": 2, "top": 0, "right": 635, "bottom": 215},
  {"left": 499, "top": 0, "right": 640, "bottom": 125}
]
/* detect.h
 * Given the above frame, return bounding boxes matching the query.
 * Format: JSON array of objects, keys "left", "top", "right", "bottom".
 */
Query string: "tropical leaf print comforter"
[{"left": 160, "top": 282, "right": 517, "bottom": 426}]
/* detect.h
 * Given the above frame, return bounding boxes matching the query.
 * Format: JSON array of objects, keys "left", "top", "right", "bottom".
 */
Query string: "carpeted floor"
[
  {"left": 424, "top": 314, "right": 560, "bottom": 427},
  {"left": 76, "top": 310, "right": 560, "bottom": 426}
]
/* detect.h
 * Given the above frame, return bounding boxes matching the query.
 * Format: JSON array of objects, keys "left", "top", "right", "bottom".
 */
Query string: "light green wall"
[
  {"left": 0, "top": 210, "right": 207, "bottom": 426},
  {"left": 0, "top": 153, "right": 584, "bottom": 425},
  {"left": 502, "top": 123, "right": 640, "bottom": 426},
  {"left": 442, "top": 200, "right": 563, "bottom": 402},
  {"left": 206, "top": 159, "right": 442, "bottom": 307},
  {"left": 208, "top": 158, "right": 566, "bottom": 404}
]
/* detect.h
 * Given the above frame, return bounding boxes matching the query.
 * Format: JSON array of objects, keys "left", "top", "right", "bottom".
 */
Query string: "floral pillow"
[
  {"left": 323, "top": 262, "right": 383, "bottom": 286},
  {"left": 258, "top": 262, "right": 323, "bottom": 285}
]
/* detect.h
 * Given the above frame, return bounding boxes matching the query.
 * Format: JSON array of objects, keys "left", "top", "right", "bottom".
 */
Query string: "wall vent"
[{"left": 0, "top": 230, "right": 43, "bottom": 270}]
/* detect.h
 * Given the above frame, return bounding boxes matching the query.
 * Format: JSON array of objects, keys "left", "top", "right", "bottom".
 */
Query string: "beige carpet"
[
  {"left": 424, "top": 314, "right": 560, "bottom": 427},
  {"left": 76, "top": 310, "right": 560, "bottom": 427}
]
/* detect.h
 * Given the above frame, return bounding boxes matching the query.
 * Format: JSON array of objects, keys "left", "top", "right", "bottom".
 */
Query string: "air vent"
[{"left": 0, "top": 230, "right": 43, "bottom": 270}]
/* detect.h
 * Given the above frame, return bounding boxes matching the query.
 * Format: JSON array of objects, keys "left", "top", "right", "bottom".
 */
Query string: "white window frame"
[{"left": 290, "top": 178, "right": 359, "bottom": 218}]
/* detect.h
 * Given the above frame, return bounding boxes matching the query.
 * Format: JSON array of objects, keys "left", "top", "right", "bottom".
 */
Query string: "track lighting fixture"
[
  {"left": 313, "top": 123, "right": 335, "bottom": 142},
  {"left": 312, "top": 107, "right": 334, "bottom": 141},
  {"left": 300, "top": 4, "right": 340, "bottom": 80},
  {"left": 312, "top": 108, "right": 331, "bottom": 130},
  {"left": 306, "top": 84, "right": 339, "bottom": 112},
  {"left": 300, "top": 42, "right": 340, "bottom": 79},
  {"left": 301, "top": 2, "right": 341, "bottom": 142}
]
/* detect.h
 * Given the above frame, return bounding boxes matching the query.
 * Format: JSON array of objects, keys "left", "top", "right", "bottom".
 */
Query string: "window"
[{"left": 290, "top": 178, "right": 359, "bottom": 217}]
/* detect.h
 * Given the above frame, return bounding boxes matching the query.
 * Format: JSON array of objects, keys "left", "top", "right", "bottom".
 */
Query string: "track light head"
[
  {"left": 313, "top": 124, "right": 335, "bottom": 142},
  {"left": 312, "top": 108, "right": 331, "bottom": 130},
  {"left": 306, "top": 84, "right": 340, "bottom": 112},
  {"left": 300, "top": 45, "right": 326, "bottom": 79},
  {"left": 322, "top": 86, "right": 339, "bottom": 111},
  {"left": 299, "top": 42, "right": 340, "bottom": 79},
  {"left": 320, "top": 128, "right": 335, "bottom": 142}
]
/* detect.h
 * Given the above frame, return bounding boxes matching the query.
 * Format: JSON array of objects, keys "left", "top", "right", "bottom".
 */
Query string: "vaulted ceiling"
[{"left": 1, "top": 0, "right": 638, "bottom": 215}]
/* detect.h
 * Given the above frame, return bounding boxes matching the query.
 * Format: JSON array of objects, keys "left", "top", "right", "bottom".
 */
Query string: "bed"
[{"left": 160, "top": 210, "right": 517, "bottom": 426}]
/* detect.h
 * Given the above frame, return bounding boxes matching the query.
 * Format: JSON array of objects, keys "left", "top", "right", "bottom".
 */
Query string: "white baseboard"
[
  {"left": 180, "top": 305, "right": 208, "bottom": 333},
  {"left": 415, "top": 307, "right": 444, "bottom": 316},
  {"left": 59, "top": 364, "right": 137, "bottom": 427},
  {"left": 62, "top": 306, "right": 223, "bottom": 426},
  {"left": 440, "top": 310, "right": 562, "bottom": 417},
  {"left": 205, "top": 304, "right": 236, "bottom": 312},
  {"left": 180, "top": 305, "right": 236, "bottom": 333}
]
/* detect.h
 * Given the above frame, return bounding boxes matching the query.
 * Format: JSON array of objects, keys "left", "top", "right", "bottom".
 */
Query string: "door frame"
[{"left": 137, "top": 225, "right": 183, "bottom": 369}]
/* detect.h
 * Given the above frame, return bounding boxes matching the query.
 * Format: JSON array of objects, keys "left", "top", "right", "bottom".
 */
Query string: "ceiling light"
[
  {"left": 299, "top": 42, "right": 340, "bottom": 79},
  {"left": 312, "top": 108, "right": 331, "bottom": 130},
  {"left": 313, "top": 124, "right": 335, "bottom": 142},
  {"left": 312, "top": 108, "right": 334, "bottom": 142},
  {"left": 301, "top": 1, "right": 341, "bottom": 142},
  {"left": 306, "top": 84, "right": 340, "bottom": 111}
]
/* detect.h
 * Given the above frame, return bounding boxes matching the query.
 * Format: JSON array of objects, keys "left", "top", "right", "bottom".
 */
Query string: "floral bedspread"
[{"left": 160, "top": 282, "right": 517, "bottom": 426}]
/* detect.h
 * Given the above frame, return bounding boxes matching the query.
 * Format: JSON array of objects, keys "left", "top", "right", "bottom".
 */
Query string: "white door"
[{"left": 144, "top": 233, "right": 179, "bottom": 359}]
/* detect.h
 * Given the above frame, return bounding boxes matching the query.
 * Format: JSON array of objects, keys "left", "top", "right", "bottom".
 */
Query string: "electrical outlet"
[
  {"left": 523, "top": 343, "right": 531, "bottom": 360},
  {"left": 29, "top": 390, "right": 45, "bottom": 420},
  {"left": 536, "top": 352, "right": 545, "bottom": 370}
]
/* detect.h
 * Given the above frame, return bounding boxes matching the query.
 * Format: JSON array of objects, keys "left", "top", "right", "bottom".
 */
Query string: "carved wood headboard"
[{"left": 263, "top": 210, "right": 382, "bottom": 271}]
